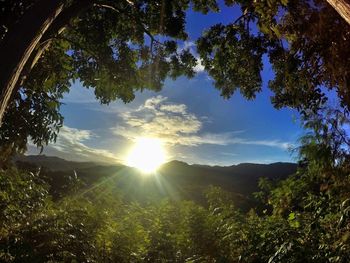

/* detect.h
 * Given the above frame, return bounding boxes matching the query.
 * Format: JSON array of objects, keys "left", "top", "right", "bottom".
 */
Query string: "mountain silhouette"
[{"left": 15, "top": 155, "right": 297, "bottom": 210}]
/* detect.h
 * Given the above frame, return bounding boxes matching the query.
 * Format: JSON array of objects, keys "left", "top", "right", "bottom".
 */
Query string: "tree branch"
[{"left": 93, "top": 2, "right": 164, "bottom": 46}]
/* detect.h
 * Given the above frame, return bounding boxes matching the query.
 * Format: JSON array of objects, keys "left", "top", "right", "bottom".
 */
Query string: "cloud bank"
[
  {"left": 112, "top": 96, "right": 292, "bottom": 150},
  {"left": 29, "top": 96, "right": 292, "bottom": 164},
  {"left": 30, "top": 126, "right": 119, "bottom": 163}
]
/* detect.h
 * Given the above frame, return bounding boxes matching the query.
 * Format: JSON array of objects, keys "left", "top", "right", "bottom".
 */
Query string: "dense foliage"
[
  {"left": 1, "top": 112, "right": 350, "bottom": 262},
  {"left": 0, "top": 0, "right": 204, "bottom": 163},
  {"left": 197, "top": 0, "right": 350, "bottom": 114},
  {"left": 1, "top": 0, "right": 350, "bottom": 163},
  {"left": 1, "top": 1, "right": 350, "bottom": 262}
]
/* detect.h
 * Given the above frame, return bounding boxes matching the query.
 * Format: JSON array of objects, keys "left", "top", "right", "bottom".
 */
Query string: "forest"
[{"left": 1, "top": 0, "right": 350, "bottom": 262}]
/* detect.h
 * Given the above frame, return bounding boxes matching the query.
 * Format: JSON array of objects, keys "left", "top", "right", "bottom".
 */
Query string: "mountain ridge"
[
  {"left": 15, "top": 154, "right": 296, "bottom": 170},
  {"left": 15, "top": 155, "right": 297, "bottom": 197}
]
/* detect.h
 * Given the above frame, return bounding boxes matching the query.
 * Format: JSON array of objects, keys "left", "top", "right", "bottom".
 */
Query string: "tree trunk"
[
  {"left": 327, "top": 0, "right": 350, "bottom": 25},
  {"left": 16, "top": 0, "right": 94, "bottom": 91},
  {"left": 0, "top": 0, "right": 65, "bottom": 126}
]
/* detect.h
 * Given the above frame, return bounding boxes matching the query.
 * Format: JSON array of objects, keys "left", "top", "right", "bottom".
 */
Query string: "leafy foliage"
[
  {"left": 196, "top": 0, "right": 350, "bottom": 114},
  {"left": 1, "top": 0, "right": 350, "bottom": 163},
  {"left": 2, "top": 116, "right": 350, "bottom": 262},
  {"left": 1, "top": 1, "right": 350, "bottom": 261},
  {"left": 0, "top": 0, "right": 203, "bottom": 162}
]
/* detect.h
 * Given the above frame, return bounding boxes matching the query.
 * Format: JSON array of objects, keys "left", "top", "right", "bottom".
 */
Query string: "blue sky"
[{"left": 30, "top": 3, "right": 304, "bottom": 165}]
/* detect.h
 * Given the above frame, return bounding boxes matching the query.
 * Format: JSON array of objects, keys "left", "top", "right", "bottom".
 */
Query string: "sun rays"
[{"left": 125, "top": 137, "right": 167, "bottom": 174}]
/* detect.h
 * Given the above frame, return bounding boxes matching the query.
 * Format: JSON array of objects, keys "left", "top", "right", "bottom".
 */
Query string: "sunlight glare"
[{"left": 126, "top": 137, "right": 167, "bottom": 174}]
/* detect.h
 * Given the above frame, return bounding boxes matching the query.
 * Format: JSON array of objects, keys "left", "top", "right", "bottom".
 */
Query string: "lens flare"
[{"left": 126, "top": 137, "right": 167, "bottom": 174}]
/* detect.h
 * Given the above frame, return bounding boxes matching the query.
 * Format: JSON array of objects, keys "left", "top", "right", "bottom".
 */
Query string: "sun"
[{"left": 126, "top": 137, "right": 167, "bottom": 174}]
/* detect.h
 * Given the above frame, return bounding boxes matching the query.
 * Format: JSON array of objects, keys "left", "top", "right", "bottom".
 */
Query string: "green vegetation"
[
  {"left": 1, "top": 112, "right": 350, "bottom": 262},
  {"left": 1, "top": 0, "right": 350, "bottom": 163},
  {"left": 15, "top": 157, "right": 296, "bottom": 207},
  {"left": 1, "top": 0, "right": 350, "bottom": 262}
]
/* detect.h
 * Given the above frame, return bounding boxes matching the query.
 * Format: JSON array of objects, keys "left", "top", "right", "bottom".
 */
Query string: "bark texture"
[
  {"left": 0, "top": 0, "right": 65, "bottom": 126},
  {"left": 17, "top": 0, "right": 94, "bottom": 90},
  {"left": 327, "top": 0, "right": 350, "bottom": 25}
]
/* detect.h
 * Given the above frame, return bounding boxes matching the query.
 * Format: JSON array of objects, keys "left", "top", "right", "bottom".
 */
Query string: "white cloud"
[
  {"left": 27, "top": 97, "right": 293, "bottom": 164},
  {"left": 237, "top": 139, "right": 291, "bottom": 150},
  {"left": 29, "top": 126, "right": 120, "bottom": 163},
  {"left": 113, "top": 96, "right": 203, "bottom": 146},
  {"left": 112, "top": 96, "right": 292, "bottom": 150},
  {"left": 159, "top": 104, "right": 187, "bottom": 114},
  {"left": 194, "top": 58, "right": 205, "bottom": 72}
]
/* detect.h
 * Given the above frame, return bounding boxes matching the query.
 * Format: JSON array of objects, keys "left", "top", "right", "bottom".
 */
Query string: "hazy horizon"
[{"left": 20, "top": 153, "right": 297, "bottom": 167}]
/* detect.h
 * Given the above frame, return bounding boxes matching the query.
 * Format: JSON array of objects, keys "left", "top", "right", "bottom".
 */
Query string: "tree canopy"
[
  {"left": 0, "top": 0, "right": 203, "bottom": 162},
  {"left": 1, "top": 1, "right": 350, "bottom": 261},
  {"left": 0, "top": 0, "right": 350, "bottom": 161},
  {"left": 197, "top": 0, "right": 350, "bottom": 113}
]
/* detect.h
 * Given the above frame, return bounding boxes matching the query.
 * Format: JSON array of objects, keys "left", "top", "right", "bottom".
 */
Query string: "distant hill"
[
  {"left": 15, "top": 155, "right": 298, "bottom": 210},
  {"left": 159, "top": 160, "right": 297, "bottom": 195},
  {"left": 13, "top": 155, "right": 101, "bottom": 171}
]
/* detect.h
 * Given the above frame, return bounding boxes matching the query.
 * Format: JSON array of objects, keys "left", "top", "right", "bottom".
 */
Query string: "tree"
[
  {"left": 197, "top": 0, "right": 350, "bottom": 115},
  {"left": 1, "top": 0, "right": 350, "bottom": 162},
  {"left": 327, "top": 0, "right": 350, "bottom": 25},
  {"left": 0, "top": 0, "right": 215, "bottom": 162},
  {"left": 0, "top": 0, "right": 226, "bottom": 126},
  {"left": 0, "top": 0, "right": 65, "bottom": 126}
]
